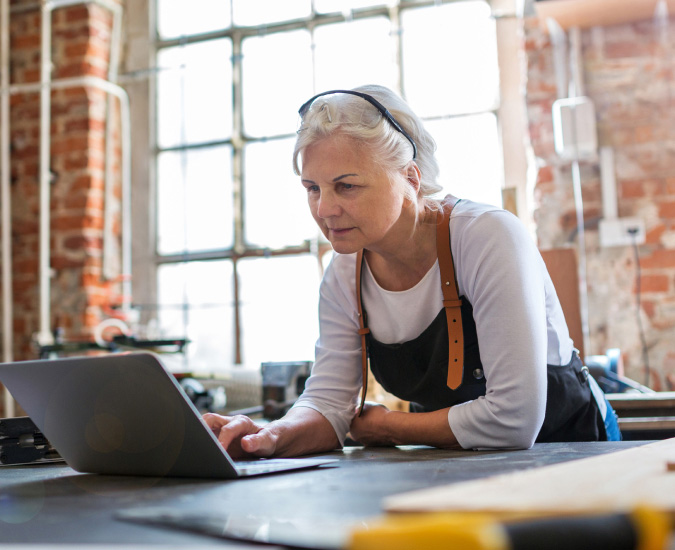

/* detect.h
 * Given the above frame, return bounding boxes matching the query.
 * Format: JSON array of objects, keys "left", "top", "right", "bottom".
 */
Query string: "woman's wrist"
[
  {"left": 381, "top": 410, "right": 405, "bottom": 446},
  {"left": 269, "top": 407, "right": 340, "bottom": 457},
  {"left": 385, "top": 408, "right": 458, "bottom": 448}
]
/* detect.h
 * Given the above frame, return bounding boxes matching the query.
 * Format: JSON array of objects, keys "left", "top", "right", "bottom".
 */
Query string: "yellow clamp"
[{"left": 348, "top": 506, "right": 671, "bottom": 550}]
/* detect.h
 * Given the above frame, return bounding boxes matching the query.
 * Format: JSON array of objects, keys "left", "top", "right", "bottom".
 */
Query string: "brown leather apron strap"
[
  {"left": 437, "top": 196, "right": 464, "bottom": 389},
  {"left": 355, "top": 249, "right": 370, "bottom": 416}
]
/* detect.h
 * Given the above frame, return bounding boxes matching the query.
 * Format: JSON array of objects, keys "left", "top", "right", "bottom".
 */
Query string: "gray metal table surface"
[{"left": 0, "top": 440, "right": 650, "bottom": 547}]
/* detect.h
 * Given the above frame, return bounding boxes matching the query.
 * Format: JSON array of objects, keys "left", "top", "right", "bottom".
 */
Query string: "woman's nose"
[{"left": 316, "top": 192, "right": 340, "bottom": 218}]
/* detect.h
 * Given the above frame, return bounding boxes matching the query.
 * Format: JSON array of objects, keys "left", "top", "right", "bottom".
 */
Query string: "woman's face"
[{"left": 300, "top": 134, "right": 409, "bottom": 255}]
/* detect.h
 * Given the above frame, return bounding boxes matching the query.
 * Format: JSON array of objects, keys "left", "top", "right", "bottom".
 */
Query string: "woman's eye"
[{"left": 339, "top": 183, "right": 355, "bottom": 191}]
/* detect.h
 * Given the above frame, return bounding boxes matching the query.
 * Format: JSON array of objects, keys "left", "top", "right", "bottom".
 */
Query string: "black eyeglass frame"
[{"left": 298, "top": 89, "right": 418, "bottom": 160}]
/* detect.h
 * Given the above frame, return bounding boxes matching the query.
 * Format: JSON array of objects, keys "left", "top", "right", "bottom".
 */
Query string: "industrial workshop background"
[{"left": 1, "top": 0, "right": 675, "bottom": 418}]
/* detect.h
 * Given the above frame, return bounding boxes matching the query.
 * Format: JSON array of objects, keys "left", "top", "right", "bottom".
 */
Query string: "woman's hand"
[
  {"left": 348, "top": 402, "right": 396, "bottom": 447},
  {"left": 202, "top": 413, "right": 278, "bottom": 458},
  {"left": 203, "top": 407, "right": 341, "bottom": 458}
]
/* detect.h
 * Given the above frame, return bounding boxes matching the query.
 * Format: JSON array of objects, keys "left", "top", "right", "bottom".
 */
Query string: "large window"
[{"left": 151, "top": 0, "right": 501, "bottom": 372}]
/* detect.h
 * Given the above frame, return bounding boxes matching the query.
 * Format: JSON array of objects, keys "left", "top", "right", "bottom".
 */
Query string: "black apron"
[{"left": 365, "top": 298, "right": 607, "bottom": 442}]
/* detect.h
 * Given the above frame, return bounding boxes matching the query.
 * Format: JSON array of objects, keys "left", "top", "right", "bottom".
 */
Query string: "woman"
[{"left": 204, "top": 85, "right": 619, "bottom": 458}]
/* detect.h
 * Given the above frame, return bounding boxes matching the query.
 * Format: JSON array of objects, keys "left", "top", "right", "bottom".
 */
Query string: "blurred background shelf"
[{"left": 607, "top": 392, "right": 675, "bottom": 440}]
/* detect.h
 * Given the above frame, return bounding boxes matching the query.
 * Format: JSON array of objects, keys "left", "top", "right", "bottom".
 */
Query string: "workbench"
[{"left": 0, "top": 440, "right": 655, "bottom": 548}]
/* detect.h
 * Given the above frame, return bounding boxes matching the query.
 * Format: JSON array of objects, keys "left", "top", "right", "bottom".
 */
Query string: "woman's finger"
[
  {"left": 215, "top": 415, "right": 260, "bottom": 448},
  {"left": 240, "top": 429, "right": 278, "bottom": 456}
]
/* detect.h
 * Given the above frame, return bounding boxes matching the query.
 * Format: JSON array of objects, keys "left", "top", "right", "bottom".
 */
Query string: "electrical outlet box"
[
  {"left": 552, "top": 96, "right": 597, "bottom": 160},
  {"left": 599, "top": 217, "right": 646, "bottom": 248}
]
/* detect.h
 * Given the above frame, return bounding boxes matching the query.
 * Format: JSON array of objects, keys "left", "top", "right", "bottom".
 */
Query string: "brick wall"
[
  {"left": 1, "top": 0, "right": 121, "bottom": 416},
  {"left": 524, "top": 16, "right": 675, "bottom": 389}
]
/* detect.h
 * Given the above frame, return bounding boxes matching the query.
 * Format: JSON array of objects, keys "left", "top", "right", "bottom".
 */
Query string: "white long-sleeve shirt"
[{"left": 293, "top": 200, "right": 574, "bottom": 450}]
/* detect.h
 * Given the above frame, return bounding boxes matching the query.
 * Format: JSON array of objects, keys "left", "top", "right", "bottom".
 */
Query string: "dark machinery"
[
  {"left": 261, "top": 361, "right": 312, "bottom": 419},
  {"left": 0, "top": 416, "right": 62, "bottom": 465},
  {"left": 37, "top": 335, "right": 189, "bottom": 359},
  {"left": 585, "top": 348, "right": 653, "bottom": 394},
  {"left": 227, "top": 361, "right": 312, "bottom": 420}
]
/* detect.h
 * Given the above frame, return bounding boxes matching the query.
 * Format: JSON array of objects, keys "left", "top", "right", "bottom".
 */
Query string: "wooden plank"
[{"left": 384, "top": 438, "right": 675, "bottom": 518}]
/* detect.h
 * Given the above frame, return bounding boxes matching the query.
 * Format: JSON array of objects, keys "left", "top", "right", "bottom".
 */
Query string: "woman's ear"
[{"left": 406, "top": 162, "right": 422, "bottom": 195}]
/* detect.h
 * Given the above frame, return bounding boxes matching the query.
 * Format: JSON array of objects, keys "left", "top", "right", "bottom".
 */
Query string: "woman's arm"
[
  {"left": 203, "top": 406, "right": 340, "bottom": 458},
  {"left": 449, "top": 207, "right": 551, "bottom": 449},
  {"left": 349, "top": 403, "right": 461, "bottom": 449},
  {"left": 291, "top": 253, "right": 366, "bottom": 444}
]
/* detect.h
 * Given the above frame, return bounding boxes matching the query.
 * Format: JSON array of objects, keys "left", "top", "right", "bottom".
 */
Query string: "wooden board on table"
[{"left": 384, "top": 438, "right": 675, "bottom": 518}]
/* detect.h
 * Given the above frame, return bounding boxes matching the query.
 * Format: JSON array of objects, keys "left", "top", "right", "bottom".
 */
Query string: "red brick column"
[{"left": 3, "top": 0, "right": 121, "bottom": 386}]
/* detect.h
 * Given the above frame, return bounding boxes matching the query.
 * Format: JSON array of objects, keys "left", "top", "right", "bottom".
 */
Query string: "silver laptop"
[{"left": 0, "top": 352, "right": 335, "bottom": 478}]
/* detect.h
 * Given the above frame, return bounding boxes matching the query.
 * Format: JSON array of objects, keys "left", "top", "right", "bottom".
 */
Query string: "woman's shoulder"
[
  {"left": 452, "top": 198, "right": 514, "bottom": 222},
  {"left": 451, "top": 199, "right": 526, "bottom": 240},
  {"left": 449, "top": 198, "right": 540, "bottom": 284},
  {"left": 320, "top": 252, "right": 358, "bottom": 295},
  {"left": 318, "top": 252, "right": 361, "bottom": 318},
  {"left": 323, "top": 251, "right": 357, "bottom": 279}
]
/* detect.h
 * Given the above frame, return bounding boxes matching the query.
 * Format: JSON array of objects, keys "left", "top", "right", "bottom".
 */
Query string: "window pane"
[
  {"left": 314, "top": 17, "right": 397, "bottom": 92},
  {"left": 314, "top": 0, "right": 389, "bottom": 13},
  {"left": 157, "top": 0, "right": 231, "bottom": 39},
  {"left": 238, "top": 255, "right": 320, "bottom": 369},
  {"left": 242, "top": 30, "right": 313, "bottom": 137},
  {"left": 157, "top": 39, "right": 232, "bottom": 148},
  {"left": 233, "top": 0, "right": 311, "bottom": 26},
  {"left": 426, "top": 113, "right": 503, "bottom": 207},
  {"left": 244, "top": 138, "right": 319, "bottom": 248},
  {"left": 401, "top": 1, "right": 498, "bottom": 118},
  {"left": 157, "top": 261, "right": 234, "bottom": 371},
  {"left": 157, "top": 145, "right": 234, "bottom": 255}
]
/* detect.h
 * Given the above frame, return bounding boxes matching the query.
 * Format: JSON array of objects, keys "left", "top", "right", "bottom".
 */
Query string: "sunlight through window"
[
  {"left": 233, "top": 0, "right": 311, "bottom": 27},
  {"left": 158, "top": 261, "right": 235, "bottom": 371},
  {"left": 238, "top": 256, "right": 321, "bottom": 369},
  {"left": 401, "top": 2, "right": 499, "bottom": 117},
  {"left": 157, "top": 0, "right": 232, "bottom": 39},
  {"left": 313, "top": 18, "right": 397, "bottom": 91},
  {"left": 242, "top": 31, "right": 313, "bottom": 137},
  {"left": 244, "top": 138, "right": 319, "bottom": 248},
  {"left": 157, "top": 146, "right": 234, "bottom": 255},
  {"left": 156, "top": 40, "right": 232, "bottom": 148}
]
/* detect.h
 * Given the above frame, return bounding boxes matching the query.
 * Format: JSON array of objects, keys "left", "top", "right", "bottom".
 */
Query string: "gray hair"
[{"left": 293, "top": 85, "right": 442, "bottom": 203}]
